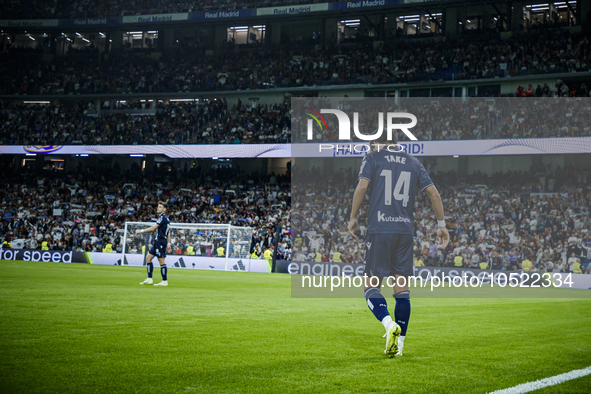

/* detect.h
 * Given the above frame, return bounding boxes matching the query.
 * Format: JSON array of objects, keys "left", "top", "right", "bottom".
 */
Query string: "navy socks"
[
  {"left": 394, "top": 290, "right": 411, "bottom": 336},
  {"left": 365, "top": 287, "right": 390, "bottom": 322}
]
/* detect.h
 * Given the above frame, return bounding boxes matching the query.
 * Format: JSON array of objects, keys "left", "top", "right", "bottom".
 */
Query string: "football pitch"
[{"left": 1, "top": 261, "right": 590, "bottom": 394}]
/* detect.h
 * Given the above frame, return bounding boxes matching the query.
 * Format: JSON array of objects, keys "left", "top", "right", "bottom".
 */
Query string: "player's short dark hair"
[
  {"left": 374, "top": 130, "right": 398, "bottom": 144},
  {"left": 158, "top": 201, "right": 167, "bottom": 209},
  {"left": 370, "top": 130, "right": 398, "bottom": 152}
]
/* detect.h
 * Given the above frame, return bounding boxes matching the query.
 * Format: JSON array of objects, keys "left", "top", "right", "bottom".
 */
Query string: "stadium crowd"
[
  {"left": 0, "top": 163, "right": 292, "bottom": 261},
  {"left": 292, "top": 97, "right": 591, "bottom": 142},
  {"left": 2, "top": 30, "right": 590, "bottom": 95},
  {"left": 495, "top": 97, "right": 591, "bottom": 139},
  {"left": 0, "top": 99, "right": 291, "bottom": 145},
  {"left": 2, "top": 96, "right": 590, "bottom": 145},
  {"left": 291, "top": 162, "right": 591, "bottom": 274}
]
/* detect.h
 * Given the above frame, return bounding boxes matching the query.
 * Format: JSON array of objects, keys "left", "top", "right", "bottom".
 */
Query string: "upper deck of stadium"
[
  {"left": 0, "top": 1, "right": 589, "bottom": 100},
  {"left": 0, "top": 0, "right": 590, "bottom": 146}
]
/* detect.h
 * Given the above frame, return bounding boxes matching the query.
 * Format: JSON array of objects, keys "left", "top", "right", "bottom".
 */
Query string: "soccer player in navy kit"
[
  {"left": 348, "top": 134, "right": 449, "bottom": 358},
  {"left": 137, "top": 201, "right": 170, "bottom": 286}
]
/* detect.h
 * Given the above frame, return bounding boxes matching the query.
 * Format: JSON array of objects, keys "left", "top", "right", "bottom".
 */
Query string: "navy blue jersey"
[
  {"left": 358, "top": 148, "right": 433, "bottom": 235},
  {"left": 155, "top": 213, "right": 170, "bottom": 241}
]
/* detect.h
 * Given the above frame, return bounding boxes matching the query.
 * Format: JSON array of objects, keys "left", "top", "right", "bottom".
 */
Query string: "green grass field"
[{"left": 1, "top": 261, "right": 590, "bottom": 394}]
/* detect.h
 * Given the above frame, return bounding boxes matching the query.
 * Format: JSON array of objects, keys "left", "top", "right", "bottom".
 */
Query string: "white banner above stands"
[
  {"left": 121, "top": 13, "right": 189, "bottom": 23},
  {"left": 291, "top": 137, "right": 591, "bottom": 158},
  {"left": 1, "top": 138, "right": 590, "bottom": 158},
  {"left": 1, "top": 144, "right": 291, "bottom": 158},
  {"left": 256, "top": 3, "right": 328, "bottom": 15}
]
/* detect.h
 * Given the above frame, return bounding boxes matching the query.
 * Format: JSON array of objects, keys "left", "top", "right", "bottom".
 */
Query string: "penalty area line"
[{"left": 488, "top": 366, "right": 591, "bottom": 394}]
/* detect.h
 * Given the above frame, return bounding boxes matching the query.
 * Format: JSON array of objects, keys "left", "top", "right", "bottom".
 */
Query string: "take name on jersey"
[
  {"left": 358, "top": 149, "right": 433, "bottom": 235},
  {"left": 384, "top": 155, "right": 406, "bottom": 164}
]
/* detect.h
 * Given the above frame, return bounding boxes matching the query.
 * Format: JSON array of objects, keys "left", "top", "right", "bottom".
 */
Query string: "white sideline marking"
[{"left": 489, "top": 366, "right": 591, "bottom": 394}]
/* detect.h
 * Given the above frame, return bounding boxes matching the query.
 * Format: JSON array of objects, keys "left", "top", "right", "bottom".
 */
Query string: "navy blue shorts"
[
  {"left": 149, "top": 239, "right": 167, "bottom": 259},
  {"left": 364, "top": 233, "right": 414, "bottom": 277}
]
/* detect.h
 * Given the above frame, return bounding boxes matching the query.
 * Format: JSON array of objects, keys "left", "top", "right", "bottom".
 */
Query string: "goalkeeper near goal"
[
  {"left": 347, "top": 133, "right": 449, "bottom": 358},
  {"left": 136, "top": 201, "right": 170, "bottom": 287}
]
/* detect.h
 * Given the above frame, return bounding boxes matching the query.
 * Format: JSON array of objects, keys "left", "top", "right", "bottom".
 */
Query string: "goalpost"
[{"left": 121, "top": 222, "right": 254, "bottom": 271}]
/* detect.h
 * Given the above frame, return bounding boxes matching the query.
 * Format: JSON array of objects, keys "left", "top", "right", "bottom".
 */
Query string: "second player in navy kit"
[
  {"left": 137, "top": 201, "right": 171, "bottom": 286},
  {"left": 348, "top": 134, "right": 449, "bottom": 358}
]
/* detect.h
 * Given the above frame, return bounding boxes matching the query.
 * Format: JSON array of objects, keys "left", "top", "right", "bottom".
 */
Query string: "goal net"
[{"left": 121, "top": 222, "right": 255, "bottom": 271}]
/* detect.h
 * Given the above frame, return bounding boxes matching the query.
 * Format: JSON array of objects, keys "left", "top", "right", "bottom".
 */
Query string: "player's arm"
[
  {"left": 347, "top": 178, "right": 370, "bottom": 238},
  {"left": 135, "top": 224, "right": 159, "bottom": 234},
  {"left": 424, "top": 185, "right": 450, "bottom": 248},
  {"left": 167, "top": 231, "right": 173, "bottom": 253}
]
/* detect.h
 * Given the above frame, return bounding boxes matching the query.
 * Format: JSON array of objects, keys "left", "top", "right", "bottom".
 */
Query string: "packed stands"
[
  {"left": 3, "top": 96, "right": 590, "bottom": 145},
  {"left": 0, "top": 99, "right": 291, "bottom": 145},
  {"left": 291, "top": 161, "right": 591, "bottom": 273},
  {"left": 2, "top": 30, "right": 590, "bottom": 95},
  {"left": 292, "top": 97, "right": 591, "bottom": 142},
  {"left": 0, "top": 163, "right": 291, "bottom": 260}
]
